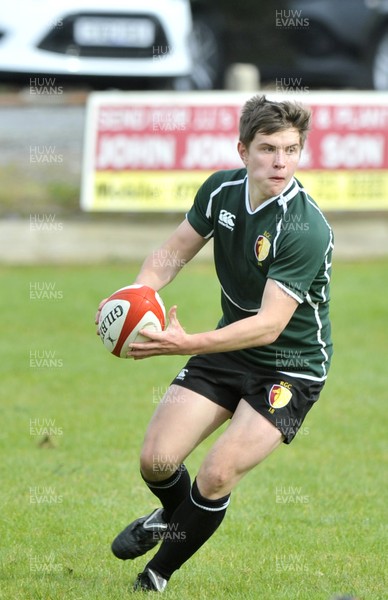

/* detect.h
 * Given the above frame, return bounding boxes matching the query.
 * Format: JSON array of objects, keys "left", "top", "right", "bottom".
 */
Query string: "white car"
[{"left": 0, "top": 0, "right": 193, "bottom": 88}]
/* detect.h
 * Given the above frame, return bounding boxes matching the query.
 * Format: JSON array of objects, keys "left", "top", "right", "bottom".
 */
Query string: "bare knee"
[
  {"left": 197, "top": 461, "right": 235, "bottom": 499},
  {"left": 140, "top": 442, "right": 181, "bottom": 481}
]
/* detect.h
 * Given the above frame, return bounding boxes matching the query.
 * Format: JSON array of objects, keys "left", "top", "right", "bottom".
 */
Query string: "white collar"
[{"left": 245, "top": 177, "right": 299, "bottom": 215}]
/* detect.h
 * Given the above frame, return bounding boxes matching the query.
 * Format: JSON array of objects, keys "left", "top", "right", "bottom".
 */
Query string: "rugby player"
[{"left": 96, "top": 95, "right": 334, "bottom": 592}]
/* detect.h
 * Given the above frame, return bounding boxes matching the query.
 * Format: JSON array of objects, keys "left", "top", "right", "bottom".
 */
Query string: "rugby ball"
[{"left": 98, "top": 285, "right": 166, "bottom": 358}]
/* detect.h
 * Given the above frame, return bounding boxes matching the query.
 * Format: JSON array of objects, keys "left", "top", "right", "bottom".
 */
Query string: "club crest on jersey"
[
  {"left": 254, "top": 233, "right": 271, "bottom": 263},
  {"left": 268, "top": 384, "right": 292, "bottom": 409}
]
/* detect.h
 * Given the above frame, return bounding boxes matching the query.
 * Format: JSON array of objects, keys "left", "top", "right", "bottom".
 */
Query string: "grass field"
[{"left": 1, "top": 258, "right": 387, "bottom": 600}]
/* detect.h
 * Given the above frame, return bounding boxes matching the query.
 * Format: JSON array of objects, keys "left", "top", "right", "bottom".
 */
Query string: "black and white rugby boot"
[
  {"left": 133, "top": 568, "right": 167, "bottom": 592},
  {"left": 111, "top": 508, "right": 167, "bottom": 560}
]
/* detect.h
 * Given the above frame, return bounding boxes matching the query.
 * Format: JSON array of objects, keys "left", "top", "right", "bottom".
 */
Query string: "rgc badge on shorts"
[{"left": 268, "top": 382, "right": 293, "bottom": 413}]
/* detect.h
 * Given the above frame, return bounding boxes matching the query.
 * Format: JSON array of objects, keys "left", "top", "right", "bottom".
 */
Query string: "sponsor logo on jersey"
[
  {"left": 176, "top": 368, "right": 188, "bottom": 381},
  {"left": 268, "top": 383, "right": 293, "bottom": 409},
  {"left": 218, "top": 209, "right": 236, "bottom": 231},
  {"left": 255, "top": 234, "right": 271, "bottom": 262}
]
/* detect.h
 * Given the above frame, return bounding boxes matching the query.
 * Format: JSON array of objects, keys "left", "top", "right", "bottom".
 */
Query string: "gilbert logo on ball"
[{"left": 98, "top": 285, "right": 166, "bottom": 358}]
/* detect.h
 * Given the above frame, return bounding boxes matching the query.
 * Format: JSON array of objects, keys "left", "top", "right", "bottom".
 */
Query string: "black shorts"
[{"left": 171, "top": 352, "right": 325, "bottom": 444}]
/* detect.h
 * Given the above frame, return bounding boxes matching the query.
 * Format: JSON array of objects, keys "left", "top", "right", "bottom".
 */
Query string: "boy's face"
[{"left": 238, "top": 128, "right": 302, "bottom": 203}]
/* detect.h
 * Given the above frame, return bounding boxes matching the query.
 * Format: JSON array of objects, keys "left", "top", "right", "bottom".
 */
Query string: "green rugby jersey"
[{"left": 186, "top": 169, "right": 334, "bottom": 381}]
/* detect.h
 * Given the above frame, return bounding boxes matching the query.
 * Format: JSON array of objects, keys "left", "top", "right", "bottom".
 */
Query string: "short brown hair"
[{"left": 239, "top": 95, "right": 311, "bottom": 148}]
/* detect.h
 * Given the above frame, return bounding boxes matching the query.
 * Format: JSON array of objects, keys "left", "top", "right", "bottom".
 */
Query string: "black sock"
[
  {"left": 142, "top": 464, "right": 191, "bottom": 522},
  {"left": 146, "top": 478, "right": 230, "bottom": 580}
]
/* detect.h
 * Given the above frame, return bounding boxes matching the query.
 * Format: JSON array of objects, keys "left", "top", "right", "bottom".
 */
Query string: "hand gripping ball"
[{"left": 98, "top": 285, "right": 166, "bottom": 358}]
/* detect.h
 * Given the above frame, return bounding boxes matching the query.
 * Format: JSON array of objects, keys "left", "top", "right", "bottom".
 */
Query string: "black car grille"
[{"left": 37, "top": 12, "right": 169, "bottom": 58}]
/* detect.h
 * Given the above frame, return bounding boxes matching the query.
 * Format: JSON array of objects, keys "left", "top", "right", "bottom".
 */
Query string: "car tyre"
[
  {"left": 189, "top": 12, "right": 225, "bottom": 89},
  {"left": 371, "top": 25, "right": 388, "bottom": 90}
]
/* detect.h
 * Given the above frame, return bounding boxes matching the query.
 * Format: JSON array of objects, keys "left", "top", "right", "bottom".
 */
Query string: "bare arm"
[
  {"left": 95, "top": 219, "right": 208, "bottom": 327},
  {"left": 134, "top": 219, "right": 209, "bottom": 291},
  {"left": 128, "top": 278, "right": 299, "bottom": 359}
]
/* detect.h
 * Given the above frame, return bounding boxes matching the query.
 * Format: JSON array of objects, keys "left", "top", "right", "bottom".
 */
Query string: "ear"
[{"left": 237, "top": 141, "right": 248, "bottom": 166}]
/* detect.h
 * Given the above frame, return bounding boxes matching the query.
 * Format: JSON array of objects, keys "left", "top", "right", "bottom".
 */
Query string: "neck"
[
  {"left": 247, "top": 176, "right": 293, "bottom": 211},
  {"left": 248, "top": 188, "right": 268, "bottom": 211}
]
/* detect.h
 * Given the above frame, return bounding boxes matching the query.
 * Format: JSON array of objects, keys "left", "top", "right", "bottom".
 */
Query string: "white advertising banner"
[{"left": 81, "top": 91, "right": 388, "bottom": 212}]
